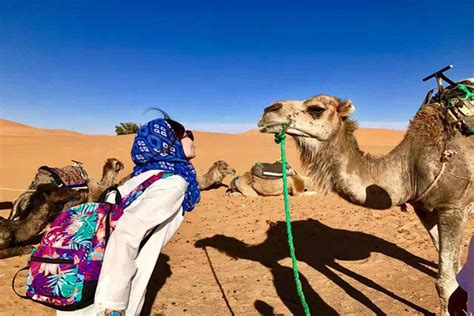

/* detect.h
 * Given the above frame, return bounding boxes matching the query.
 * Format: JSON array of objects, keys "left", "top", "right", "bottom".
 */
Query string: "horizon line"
[{"left": 0, "top": 117, "right": 408, "bottom": 136}]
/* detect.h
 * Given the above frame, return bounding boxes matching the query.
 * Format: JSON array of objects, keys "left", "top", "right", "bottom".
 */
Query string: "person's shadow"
[
  {"left": 195, "top": 219, "right": 437, "bottom": 315},
  {"left": 141, "top": 254, "right": 172, "bottom": 316}
]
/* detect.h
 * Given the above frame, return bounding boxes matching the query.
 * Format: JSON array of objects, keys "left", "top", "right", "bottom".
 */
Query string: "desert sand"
[{"left": 0, "top": 118, "right": 472, "bottom": 315}]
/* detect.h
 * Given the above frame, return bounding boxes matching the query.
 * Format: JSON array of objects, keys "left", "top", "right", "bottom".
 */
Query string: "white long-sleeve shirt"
[{"left": 57, "top": 170, "right": 188, "bottom": 316}]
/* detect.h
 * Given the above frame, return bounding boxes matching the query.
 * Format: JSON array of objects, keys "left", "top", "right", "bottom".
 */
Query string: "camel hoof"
[{"left": 227, "top": 192, "right": 243, "bottom": 197}]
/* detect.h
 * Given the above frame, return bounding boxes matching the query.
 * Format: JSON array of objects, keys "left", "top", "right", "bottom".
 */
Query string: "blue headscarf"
[{"left": 131, "top": 118, "right": 201, "bottom": 212}]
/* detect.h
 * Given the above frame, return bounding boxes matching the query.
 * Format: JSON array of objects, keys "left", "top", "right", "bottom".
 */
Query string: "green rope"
[
  {"left": 274, "top": 126, "right": 312, "bottom": 316},
  {"left": 457, "top": 84, "right": 474, "bottom": 101}
]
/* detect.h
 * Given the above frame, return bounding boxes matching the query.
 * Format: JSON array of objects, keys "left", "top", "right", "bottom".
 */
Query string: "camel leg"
[
  {"left": 9, "top": 192, "right": 33, "bottom": 220},
  {"left": 413, "top": 206, "right": 439, "bottom": 252},
  {"left": 236, "top": 184, "right": 259, "bottom": 197},
  {"left": 436, "top": 208, "right": 468, "bottom": 316},
  {"left": 235, "top": 176, "right": 259, "bottom": 197},
  {"left": 0, "top": 246, "right": 34, "bottom": 259},
  {"left": 289, "top": 176, "right": 306, "bottom": 196},
  {"left": 453, "top": 205, "right": 472, "bottom": 273}
]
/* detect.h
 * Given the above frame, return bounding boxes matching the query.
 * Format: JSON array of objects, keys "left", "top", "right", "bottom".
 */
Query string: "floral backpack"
[{"left": 13, "top": 171, "right": 172, "bottom": 311}]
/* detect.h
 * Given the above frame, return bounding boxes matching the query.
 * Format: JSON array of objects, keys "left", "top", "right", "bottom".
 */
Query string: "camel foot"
[{"left": 227, "top": 192, "right": 243, "bottom": 197}]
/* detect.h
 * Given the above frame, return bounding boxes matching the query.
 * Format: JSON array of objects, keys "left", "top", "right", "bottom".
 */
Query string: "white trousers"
[{"left": 57, "top": 170, "right": 187, "bottom": 315}]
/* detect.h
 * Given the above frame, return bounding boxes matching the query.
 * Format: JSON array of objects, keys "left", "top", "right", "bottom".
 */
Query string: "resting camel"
[
  {"left": 0, "top": 184, "right": 80, "bottom": 259},
  {"left": 228, "top": 165, "right": 315, "bottom": 197},
  {"left": 197, "top": 160, "right": 236, "bottom": 190},
  {"left": 86, "top": 158, "right": 125, "bottom": 202},
  {"left": 9, "top": 158, "right": 124, "bottom": 220},
  {"left": 258, "top": 93, "right": 473, "bottom": 314}
]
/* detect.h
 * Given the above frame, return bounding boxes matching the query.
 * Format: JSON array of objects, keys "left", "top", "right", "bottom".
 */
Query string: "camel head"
[
  {"left": 258, "top": 95, "right": 355, "bottom": 142},
  {"left": 213, "top": 160, "right": 236, "bottom": 177},
  {"left": 103, "top": 158, "right": 125, "bottom": 174}
]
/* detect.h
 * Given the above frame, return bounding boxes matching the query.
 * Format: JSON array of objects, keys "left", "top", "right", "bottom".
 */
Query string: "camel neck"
[
  {"left": 336, "top": 130, "right": 415, "bottom": 208},
  {"left": 298, "top": 124, "right": 415, "bottom": 209},
  {"left": 100, "top": 170, "right": 117, "bottom": 187},
  {"left": 210, "top": 167, "right": 223, "bottom": 181}
]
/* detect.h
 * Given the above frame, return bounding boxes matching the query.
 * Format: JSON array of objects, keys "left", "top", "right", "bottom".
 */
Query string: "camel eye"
[{"left": 307, "top": 106, "right": 326, "bottom": 116}]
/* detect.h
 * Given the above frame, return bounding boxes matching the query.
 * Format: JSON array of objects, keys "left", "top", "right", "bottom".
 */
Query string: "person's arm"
[{"left": 95, "top": 175, "right": 187, "bottom": 312}]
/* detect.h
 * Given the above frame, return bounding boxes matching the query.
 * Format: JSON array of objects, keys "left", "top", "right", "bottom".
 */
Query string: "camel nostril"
[{"left": 264, "top": 102, "right": 283, "bottom": 113}]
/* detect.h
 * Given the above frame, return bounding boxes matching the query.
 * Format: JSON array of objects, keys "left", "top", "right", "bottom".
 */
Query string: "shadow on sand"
[
  {"left": 195, "top": 218, "right": 436, "bottom": 315},
  {"left": 141, "top": 253, "right": 172, "bottom": 316}
]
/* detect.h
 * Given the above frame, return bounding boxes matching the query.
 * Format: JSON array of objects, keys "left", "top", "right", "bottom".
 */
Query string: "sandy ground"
[{"left": 0, "top": 118, "right": 472, "bottom": 315}]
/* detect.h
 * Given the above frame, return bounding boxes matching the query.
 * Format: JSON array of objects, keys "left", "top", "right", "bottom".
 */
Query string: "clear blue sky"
[{"left": 0, "top": 0, "right": 473, "bottom": 134}]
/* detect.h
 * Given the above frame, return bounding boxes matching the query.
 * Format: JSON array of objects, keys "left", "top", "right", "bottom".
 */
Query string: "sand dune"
[
  {"left": 0, "top": 119, "right": 471, "bottom": 315},
  {"left": 0, "top": 119, "right": 404, "bottom": 201},
  {"left": 0, "top": 119, "right": 82, "bottom": 137}
]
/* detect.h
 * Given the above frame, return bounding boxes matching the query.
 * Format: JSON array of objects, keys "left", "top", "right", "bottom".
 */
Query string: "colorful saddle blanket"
[{"left": 38, "top": 164, "right": 89, "bottom": 190}]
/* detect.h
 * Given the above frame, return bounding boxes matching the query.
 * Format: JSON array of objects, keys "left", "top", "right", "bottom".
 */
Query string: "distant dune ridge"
[{"left": 0, "top": 118, "right": 404, "bottom": 201}]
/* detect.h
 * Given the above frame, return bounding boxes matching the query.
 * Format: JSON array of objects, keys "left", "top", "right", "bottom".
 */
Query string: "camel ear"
[{"left": 337, "top": 99, "right": 355, "bottom": 118}]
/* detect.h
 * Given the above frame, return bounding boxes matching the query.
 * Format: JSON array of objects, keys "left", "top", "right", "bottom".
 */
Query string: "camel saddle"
[
  {"left": 36, "top": 162, "right": 89, "bottom": 191},
  {"left": 423, "top": 76, "right": 474, "bottom": 136},
  {"left": 251, "top": 161, "right": 296, "bottom": 180}
]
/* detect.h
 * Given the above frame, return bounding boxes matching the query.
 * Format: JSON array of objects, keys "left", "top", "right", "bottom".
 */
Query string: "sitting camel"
[
  {"left": 86, "top": 158, "right": 125, "bottom": 202},
  {"left": 228, "top": 162, "right": 315, "bottom": 197},
  {"left": 197, "top": 160, "right": 236, "bottom": 190},
  {"left": 9, "top": 158, "right": 124, "bottom": 220},
  {"left": 0, "top": 184, "right": 80, "bottom": 259},
  {"left": 258, "top": 93, "right": 473, "bottom": 315}
]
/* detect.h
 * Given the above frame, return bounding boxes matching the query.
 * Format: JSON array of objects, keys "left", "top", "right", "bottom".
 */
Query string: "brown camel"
[
  {"left": 228, "top": 165, "right": 315, "bottom": 197},
  {"left": 0, "top": 184, "right": 80, "bottom": 259},
  {"left": 9, "top": 158, "right": 125, "bottom": 220},
  {"left": 197, "top": 160, "right": 236, "bottom": 190},
  {"left": 86, "top": 158, "right": 125, "bottom": 202},
  {"left": 258, "top": 95, "right": 473, "bottom": 315}
]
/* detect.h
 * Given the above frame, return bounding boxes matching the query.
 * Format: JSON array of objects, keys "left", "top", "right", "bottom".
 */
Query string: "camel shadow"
[
  {"left": 140, "top": 254, "right": 172, "bottom": 316},
  {"left": 195, "top": 219, "right": 436, "bottom": 315}
]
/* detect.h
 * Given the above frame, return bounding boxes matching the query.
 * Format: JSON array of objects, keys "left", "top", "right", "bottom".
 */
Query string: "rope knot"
[
  {"left": 441, "top": 149, "right": 457, "bottom": 162},
  {"left": 274, "top": 124, "right": 288, "bottom": 144},
  {"left": 274, "top": 133, "right": 286, "bottom": 144}
]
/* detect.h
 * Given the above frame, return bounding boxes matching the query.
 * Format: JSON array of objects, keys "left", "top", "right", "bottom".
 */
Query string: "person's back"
[{"left": 53, "top": 114, "right": 200, "bottom": 315}]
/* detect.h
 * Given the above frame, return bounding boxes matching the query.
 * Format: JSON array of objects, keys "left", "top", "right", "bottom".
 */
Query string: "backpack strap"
[
  {"left": 99, "top": 185, "right": 122, "bottom": 204},
  {"left": 12, "top": 266, "right": 30, "bottom": 299},
  {"left": 104, "top": 171, "right": 173, "bottom": 245},
  {"left": 118, "top": 171, "right": 173, "bottom": 209}
]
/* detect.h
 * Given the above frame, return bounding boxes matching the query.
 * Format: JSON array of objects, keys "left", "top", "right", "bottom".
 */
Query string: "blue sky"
[{"left": 0, "top": 1, "right": 473, "bottom": 134}]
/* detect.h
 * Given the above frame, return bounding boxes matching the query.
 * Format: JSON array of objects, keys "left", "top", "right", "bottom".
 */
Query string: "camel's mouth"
[{"left": 258, "top": 122, "right": 312, "bottom": 138}]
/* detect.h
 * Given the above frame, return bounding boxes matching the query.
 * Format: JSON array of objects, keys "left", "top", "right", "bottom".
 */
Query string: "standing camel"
[{"left": 258, "top": 94, "right": 473, "bottom": 315}]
